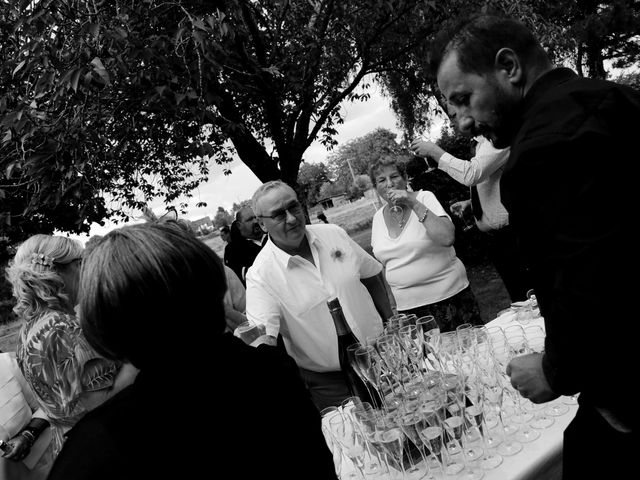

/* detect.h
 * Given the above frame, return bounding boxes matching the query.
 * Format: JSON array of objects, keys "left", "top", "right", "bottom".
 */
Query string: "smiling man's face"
[{"left": 254, "top": 186, "right": 306, "bottom": 253}]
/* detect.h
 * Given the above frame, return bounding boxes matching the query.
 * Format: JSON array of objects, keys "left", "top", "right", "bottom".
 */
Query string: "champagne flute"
[
  {"left": 328, "top": 413, "right": 367, "bottom": 480},
  {"left": 398, "top": 409, "right": 433, "bottom": 479},
  {"left": 387, "top": 186, "right": 405, "bottom": 226},
  {"left": 416, "top": 316, "right": 442, "bottom": 372},
  {"left": 376, "top": 412, "right": 407, "bottom": 479},
  {"left": 347, "top": 343, "right": 381, "bottom": 408},
  {"left": 354, "top": 345, "right": 386, "bottom": 410}
]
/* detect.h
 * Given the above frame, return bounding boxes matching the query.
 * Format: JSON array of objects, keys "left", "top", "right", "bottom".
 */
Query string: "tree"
[
  {"left": 297, "top": 161, "right": 330, "bottom": 207},
  {"left": 614, "top": 70, "right": 640, "bottom": 90},
  {"left": 2, "top": 0, "right": 637, "bottom": 250},
  {"left": 0, "top": 0, "right": 215, "bottom": 248},
  {"left": 212, "top": 206, "right": 233, "bottom": 228},
  {"left": 435, "top": 124, "right": 474, "bottom": 161},
  {"left": 318, "top": 181, "right": 345, "bottom": 202},
  {"left": 0, "top": 0, "right": 443, "bottom": 247},
  {"left": 326, "top": 127, "right": 410, "bottom": 195}
]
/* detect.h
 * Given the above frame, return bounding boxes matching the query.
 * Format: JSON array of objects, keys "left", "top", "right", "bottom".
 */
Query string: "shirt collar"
[{"left": 266, "top": 227, "right": 324, "bottom": 269}]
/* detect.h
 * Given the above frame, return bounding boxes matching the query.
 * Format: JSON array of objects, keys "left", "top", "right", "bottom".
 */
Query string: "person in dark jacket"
[
  {"left": 224, "top": 219, "right": 263, "bottom": 287},
  {"left": 47, "top": 220, "right": 337, "bottom": 480},
  {"left": 432, "top": 14, "right": 638, "bottom": 480}
]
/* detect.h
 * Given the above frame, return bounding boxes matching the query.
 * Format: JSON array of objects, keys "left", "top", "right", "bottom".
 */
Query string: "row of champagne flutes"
[{"left": 324, "top": 314, "right": 574, "bottom": 479}]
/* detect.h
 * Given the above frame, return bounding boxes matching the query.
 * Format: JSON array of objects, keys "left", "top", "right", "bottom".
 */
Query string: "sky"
[{"left": 67, "top": 81, "right": 417, "bottom": 242}]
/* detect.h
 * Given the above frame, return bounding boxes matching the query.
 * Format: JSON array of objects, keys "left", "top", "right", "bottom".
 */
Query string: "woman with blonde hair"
[{"left": 5, "top": 235, "right": 134, "bottom": 462}]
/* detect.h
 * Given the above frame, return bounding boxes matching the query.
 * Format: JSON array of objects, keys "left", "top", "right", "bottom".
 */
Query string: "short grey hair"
[{"left": 251, "top": 180, "right": 297, "bottom": 216}]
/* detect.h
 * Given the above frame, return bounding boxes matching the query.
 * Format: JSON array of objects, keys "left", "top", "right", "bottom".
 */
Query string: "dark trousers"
[
  {"left": 398, "top": 286, "right": 484, "bottom": 332},
  {"left": 563, "top": 403, "right": 635, "bottom": 479},
  {"left": 298, "top": 367, "right": 351, "bottom": 412},
  {"left": 484, "top": 225, "right": 531, "bottom": 302}
]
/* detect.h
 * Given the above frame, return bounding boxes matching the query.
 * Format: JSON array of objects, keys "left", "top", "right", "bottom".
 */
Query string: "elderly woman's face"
[{"left": 374, "top": 165, "right": 407, "bottom": 201}]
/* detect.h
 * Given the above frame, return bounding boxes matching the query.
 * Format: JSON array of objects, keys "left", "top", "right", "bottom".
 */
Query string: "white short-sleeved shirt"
[
  {"left": 246, "top": 224, "right": 384, "bottom": 372},
  {"left": 371, "top": 190, "right": 469, "bottom": 310}
]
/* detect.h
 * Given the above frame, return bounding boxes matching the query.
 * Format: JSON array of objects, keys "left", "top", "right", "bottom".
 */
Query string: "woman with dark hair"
[{"left": 47, "top": 221, "right": 337, "bottom": 480}]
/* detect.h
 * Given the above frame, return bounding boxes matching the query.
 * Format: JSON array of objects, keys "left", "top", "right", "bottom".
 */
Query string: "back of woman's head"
[
  {"left": 6, "top": 235, "right": 84, "bottom": 321},
  {"left": 79, "top": 221, "right": 227, "bottom": 370}
]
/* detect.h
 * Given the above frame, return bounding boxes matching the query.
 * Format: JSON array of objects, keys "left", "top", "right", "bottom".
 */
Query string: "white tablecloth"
[
  {"left": 324, "top": 309, "right": 578, "bottom": 480},
  {"left": 481, "top": 309, "right": 577, "bottom": 480}
]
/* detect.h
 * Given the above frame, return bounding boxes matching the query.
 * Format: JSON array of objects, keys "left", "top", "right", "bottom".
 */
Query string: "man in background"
[
  {"left": 223, "top": 207, "right": 265, "bottom": 285},
  {"left": 219, "top": 225, "right": 230, "bottom": 244}
]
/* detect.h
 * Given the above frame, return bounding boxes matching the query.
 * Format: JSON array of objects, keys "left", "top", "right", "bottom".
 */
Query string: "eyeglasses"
[{"left": 258, "top": 201, "right": 303, "bottom": 223}]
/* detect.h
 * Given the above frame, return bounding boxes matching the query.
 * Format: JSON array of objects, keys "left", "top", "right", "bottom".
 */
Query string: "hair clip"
[{"left": 30, "top": 252, "right": 54, "bottom": 268}]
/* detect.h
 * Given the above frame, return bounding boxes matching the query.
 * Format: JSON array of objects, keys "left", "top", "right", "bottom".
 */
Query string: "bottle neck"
[{"left": 327, "top": 299, "right": 351, "bottom": 336}]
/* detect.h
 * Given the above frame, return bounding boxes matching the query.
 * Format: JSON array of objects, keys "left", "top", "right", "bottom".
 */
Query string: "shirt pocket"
[{"left": 280, "top": 276, "right": 331, "bottom": 318}]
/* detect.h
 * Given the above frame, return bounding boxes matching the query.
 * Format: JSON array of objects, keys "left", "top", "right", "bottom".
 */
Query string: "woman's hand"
[
  {"left": 1, "top": 433, "right": 32, "bottom": 462},
  {"left": 387, "top": 188, "right": 415, "bottom": 208}
]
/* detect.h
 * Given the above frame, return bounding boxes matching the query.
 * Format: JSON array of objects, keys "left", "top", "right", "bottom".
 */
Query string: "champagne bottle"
[
  {"left": 327, "top": 298, "right": 381, "bottom": 407},
  {"left": 0, "top": 439, "right": 9, "bottom": 454}
]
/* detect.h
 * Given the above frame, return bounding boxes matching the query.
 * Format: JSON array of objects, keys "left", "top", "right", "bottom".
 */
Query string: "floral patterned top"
[{"left": 16, "top": 310, "right": 119, "bottom": 456}]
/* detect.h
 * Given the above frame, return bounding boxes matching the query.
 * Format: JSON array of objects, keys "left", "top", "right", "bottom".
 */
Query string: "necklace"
[{"left": 389, "top": 204, "right": 406, "bottom": 228}]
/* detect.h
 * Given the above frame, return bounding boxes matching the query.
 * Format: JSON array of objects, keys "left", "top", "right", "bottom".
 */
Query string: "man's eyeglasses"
[{"left": 258, "top": 202, "right": 303, "bottom": 223}]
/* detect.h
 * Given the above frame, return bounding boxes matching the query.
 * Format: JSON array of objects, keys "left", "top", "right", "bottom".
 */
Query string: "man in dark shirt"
[
  {"left": 223, "top": 206, "right": 265, "bottom": 285},
  {"left": 432, "top": 14, "right": 638, "bottom": 479}
]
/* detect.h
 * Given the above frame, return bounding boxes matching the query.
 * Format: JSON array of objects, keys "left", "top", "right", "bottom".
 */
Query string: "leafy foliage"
[
  {"left": 297, "top": 161, "right": 330, "bottom": 207},
  {"left": 326, "top": 127, "right": 410, "bottom": 195},
  {"left": 0, "top": 0, "right": 448, "bottom": 247},
  {"left": 212, "top": 206, "right": 233, "bottom": 228},
  {"left": 0, "top": 0, "right": 218, "bottom": 246},
  {"left": 1, "top": 0, "right": 636, "bottom": 252}
]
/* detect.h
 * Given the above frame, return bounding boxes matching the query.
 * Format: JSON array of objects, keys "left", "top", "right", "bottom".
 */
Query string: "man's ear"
[
  {"left": 494, "top": 48, "right": 523, "bottom": 85},
  {"left": 258, "top": 218, "right": 267, "bottom": 233}
]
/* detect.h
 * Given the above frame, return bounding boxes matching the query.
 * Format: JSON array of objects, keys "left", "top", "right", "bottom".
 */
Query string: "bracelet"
[
  {"left": 418, "top": 208, "right": 429, "bottom": 223},
  {"left": 20, "top": 430, "right": 36, "bottom": 447}
]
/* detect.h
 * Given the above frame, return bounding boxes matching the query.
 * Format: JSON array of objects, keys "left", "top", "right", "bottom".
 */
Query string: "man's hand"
[
  {"left": 410, "top": 139, "right": 445, "bottom": 161},
  {"left": 251, "top": 334, "right": 277, "bottom": 348},
  {"left": 506, "top": 353, "right": 558, "bottom": 403},
  {"left": 449, "top": 199, "right": 471, "bottom": 219}
]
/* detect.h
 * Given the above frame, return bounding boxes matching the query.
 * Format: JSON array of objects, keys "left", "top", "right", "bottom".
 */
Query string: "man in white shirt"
[
  {"left": 246, "top": 180, "right": 393, "bottom": 410},
  {"left": 411, "top": 135, "right": 531, "bottom": 301}
]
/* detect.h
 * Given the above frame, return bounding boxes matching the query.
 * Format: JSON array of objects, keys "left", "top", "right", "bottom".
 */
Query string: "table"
[
  {"left": 482, "top": 309, "right": 577, "bottom": 480},
  {"left": 324, "top": 309, "right": 578, "bottom": 480}
]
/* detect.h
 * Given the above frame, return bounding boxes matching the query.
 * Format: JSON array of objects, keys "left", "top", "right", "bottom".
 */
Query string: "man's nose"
[
  {"left": 285, "top": 209, "right": 297, "bottom": 222},
  {"left": 457, "top": 114, "right": 474, "bottom": 135},
  {"left": 448, "top": 107, "right": 474, "bottom": 135}
]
